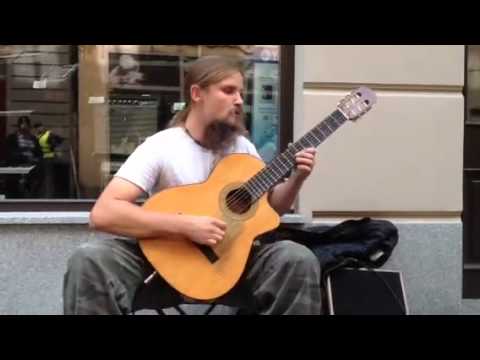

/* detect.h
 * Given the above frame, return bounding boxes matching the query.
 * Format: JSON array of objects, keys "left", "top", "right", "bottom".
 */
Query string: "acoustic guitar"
[{"left": 140, "top": 86, "right": 377, "bottom": 301}]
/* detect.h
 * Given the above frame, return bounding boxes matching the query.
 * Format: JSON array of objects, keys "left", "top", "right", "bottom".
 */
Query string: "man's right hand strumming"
[{"left": 181, "top": 215, "right": 227, "bottom": 247}]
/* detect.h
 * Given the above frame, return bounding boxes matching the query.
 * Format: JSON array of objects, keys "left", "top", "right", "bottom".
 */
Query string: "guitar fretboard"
[{"left": 242, "top": 109, "right": 347, "bottom": 201}]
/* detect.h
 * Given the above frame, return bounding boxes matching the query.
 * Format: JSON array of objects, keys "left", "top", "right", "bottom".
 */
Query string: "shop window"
[{"left": 0, "top": 45, "right": 292, "bottom": 209}]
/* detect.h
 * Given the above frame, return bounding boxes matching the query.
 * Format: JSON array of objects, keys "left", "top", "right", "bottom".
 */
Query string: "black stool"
[{"left": 130, "top": 272, "right": 246, "bottom": 315}]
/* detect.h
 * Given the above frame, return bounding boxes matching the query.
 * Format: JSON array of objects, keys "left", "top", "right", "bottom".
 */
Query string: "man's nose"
[{"left": 235, "top": 93, "right": 244, "bottom": 105}]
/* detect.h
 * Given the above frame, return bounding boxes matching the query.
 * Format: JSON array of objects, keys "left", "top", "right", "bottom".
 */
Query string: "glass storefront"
[
  {"left": 467, "top": 45, "right": 480, "bottom": 124},
  {"left": 0, "top": 45, "right": 282, "bottom": 200}
]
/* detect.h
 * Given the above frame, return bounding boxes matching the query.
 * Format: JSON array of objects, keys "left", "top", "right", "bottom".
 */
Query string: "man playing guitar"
[{"left": 63, "top": 55, "right": 321, "bottom": 315}]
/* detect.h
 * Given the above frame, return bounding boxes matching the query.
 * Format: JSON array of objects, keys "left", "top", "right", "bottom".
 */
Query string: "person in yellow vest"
[{"left": 33, "top": 122, "right": 64, "bottom": 197}]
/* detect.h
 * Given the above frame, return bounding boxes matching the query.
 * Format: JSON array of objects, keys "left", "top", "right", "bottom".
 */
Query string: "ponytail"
[{"left": 168, "top": 104, "right": 191, "bottom": 128}]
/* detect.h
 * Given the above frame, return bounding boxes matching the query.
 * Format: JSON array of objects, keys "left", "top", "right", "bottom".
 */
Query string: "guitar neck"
[{"left": 243, "top": 109, "right": 348, "bottom": 202}]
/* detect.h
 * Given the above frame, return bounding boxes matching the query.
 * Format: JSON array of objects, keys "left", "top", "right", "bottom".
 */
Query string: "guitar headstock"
[{"left": 337, "top": 86, "right": 377, "bottom": 121}]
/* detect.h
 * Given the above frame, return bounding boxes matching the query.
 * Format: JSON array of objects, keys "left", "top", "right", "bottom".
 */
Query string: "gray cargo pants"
[{"left": 63, "top": 237, "right": 322, "bottom": 315}]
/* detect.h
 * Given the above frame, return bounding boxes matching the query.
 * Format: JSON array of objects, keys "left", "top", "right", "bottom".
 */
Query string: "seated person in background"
[{"left": 5, "top": 116, "right": 44, "bottom": 198}]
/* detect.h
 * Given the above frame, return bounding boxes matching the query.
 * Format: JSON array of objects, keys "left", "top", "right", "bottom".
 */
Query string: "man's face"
[
  {"left": 189, "top": 71, "right": 246, "bottom": 152},
  {"left": 18, "top": 120, "right": 31, "bottom": 133},
  {"left": 197, "top": 72, "right": 244, "bottom": 127}
]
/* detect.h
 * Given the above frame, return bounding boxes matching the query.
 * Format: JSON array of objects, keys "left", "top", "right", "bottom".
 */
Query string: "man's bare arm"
[
  {"left": 268, "top": 148, "right": 317, "bottom": 216},
  {"left": 89, "top": 177, "right": 226, "bottom": 246}
]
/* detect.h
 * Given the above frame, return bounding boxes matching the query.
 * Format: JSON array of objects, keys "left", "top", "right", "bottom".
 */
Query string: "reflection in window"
[
  {"left": 0, "top": 45, "right": 77, "bottom": 200},
  {"left": 0, "top": 45, "right": 281, "bottom": 200}
]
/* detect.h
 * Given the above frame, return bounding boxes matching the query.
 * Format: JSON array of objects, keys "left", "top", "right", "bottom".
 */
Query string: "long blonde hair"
[{"left": 169, "top": 55, "right": 246, "bottom": 128}]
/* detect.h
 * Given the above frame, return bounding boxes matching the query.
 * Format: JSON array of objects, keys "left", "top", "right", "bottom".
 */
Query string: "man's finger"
[
  {"left": 296, "top": 158, "right": 314, "bottom": 165},
  {"left": 213, "top": 229, "right": 225, "bottom": 239},
  {"left": 296, "top": 153, "right": 315, "bottom": 160},
  {"left": 207, "top": 238, "right": 217, "bottom": 246},
  {"left": 297, "top": 165, "right": 312, "bottom": 172},
  {"left": 212, "top": 218, "right": 227, "bottom": 230}
]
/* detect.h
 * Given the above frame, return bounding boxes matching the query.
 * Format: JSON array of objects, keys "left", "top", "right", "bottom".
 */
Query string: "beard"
[{"left": 203, "top": 117, "right": 245, "bottom": 153}]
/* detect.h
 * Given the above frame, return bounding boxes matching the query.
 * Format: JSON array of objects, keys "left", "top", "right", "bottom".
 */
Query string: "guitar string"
[
  {"left": 224, "top": 133, "right": 313, "bottom": 212},
  {"left": 224, "top": 94, "right": 373, "bottom": 213},
  {"left": 224, "top": 111, "right": 347, "bottom": 214},
  {"left": 224, "top": 111, "right": 346, "bottom": 213}
]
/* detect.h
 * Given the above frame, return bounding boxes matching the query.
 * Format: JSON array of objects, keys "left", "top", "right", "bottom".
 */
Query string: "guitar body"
[{"left": 139, "top": 153, "right": 281, "bottom": 301}]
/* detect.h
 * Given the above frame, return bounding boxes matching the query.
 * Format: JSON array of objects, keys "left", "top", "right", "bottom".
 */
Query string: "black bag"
[{"left": 263, "top": 217, "right": 399, "bottom": 281}]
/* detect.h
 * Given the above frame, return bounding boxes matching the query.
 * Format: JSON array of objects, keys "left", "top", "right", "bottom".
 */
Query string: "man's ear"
[{"left": 190, "top": 84, "right": 202, "bottom": 103}]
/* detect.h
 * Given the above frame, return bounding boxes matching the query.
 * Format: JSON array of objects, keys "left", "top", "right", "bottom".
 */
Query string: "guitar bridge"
[{"left": 195, "top": 244, "right": 220, "bottom": 264}]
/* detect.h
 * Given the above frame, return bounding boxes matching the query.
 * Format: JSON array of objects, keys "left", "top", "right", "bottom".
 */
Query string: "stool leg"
[
  {"left": 204, "top": 304, "right": 216, "bottom": 315},
  {"left": 174, "top": 305, "right": 187, "bottom": 315}
]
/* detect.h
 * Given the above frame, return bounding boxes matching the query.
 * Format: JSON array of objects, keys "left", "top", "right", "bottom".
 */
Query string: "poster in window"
[
  {"left": 108, "top": 53, "right": 181, "bottom": 90},
  {"left": 251, "top": 60, "right": 279, "bottom": 163}
]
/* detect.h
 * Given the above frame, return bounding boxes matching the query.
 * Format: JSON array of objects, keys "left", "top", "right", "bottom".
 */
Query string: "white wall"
[{"left": 294, "top": 45, "right": 465, "bottom": 217}]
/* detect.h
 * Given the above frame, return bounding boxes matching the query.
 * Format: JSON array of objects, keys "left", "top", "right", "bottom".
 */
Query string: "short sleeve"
[
  {"left": 238, "top": 135, "right": 262, "bottom": 160},
  {"left": 114, "top": 139, "right": 162, "bottom": 194}
]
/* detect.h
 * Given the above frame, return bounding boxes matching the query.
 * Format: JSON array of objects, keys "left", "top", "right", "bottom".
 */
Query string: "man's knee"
[
  {"left": 67, "top": 241, "right": 113, "bottom": 274},
  {"left": 64, "top": 241, "right": 124, "bottom": 314},
  {"left": 273, "top": 240, "right": 320, "bottom": 272}
]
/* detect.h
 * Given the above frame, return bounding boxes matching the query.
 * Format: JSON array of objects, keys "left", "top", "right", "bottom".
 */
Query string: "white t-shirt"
[{"left": 115, "top": 127, "right": 262, "bottom": 196}]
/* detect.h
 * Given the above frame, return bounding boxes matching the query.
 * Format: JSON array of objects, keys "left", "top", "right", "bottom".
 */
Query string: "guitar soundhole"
[{"left": 226, "top": 188, "right": 252, "bottom": 215}]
